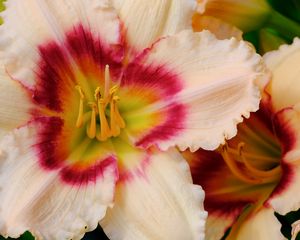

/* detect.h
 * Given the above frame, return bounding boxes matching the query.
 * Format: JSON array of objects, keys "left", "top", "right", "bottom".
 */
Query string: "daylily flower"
[
  {"left": 183, "top": 38, "right": 300, "bottom": 240},
  {"left": 0, "top": 0, "right": 266, "bottom": 239}
]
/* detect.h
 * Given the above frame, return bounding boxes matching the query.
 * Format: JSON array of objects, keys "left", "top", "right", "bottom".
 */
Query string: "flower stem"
[{"left": 266, "top": 9, "right": 300, "bottom": 40}]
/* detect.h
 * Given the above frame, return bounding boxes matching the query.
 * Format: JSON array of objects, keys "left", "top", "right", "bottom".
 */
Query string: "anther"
[
  {"left": 86, "top": 102, "right": 97, "bottom": 139},
  {"left": 110, "top": 97, "right": 120, "bottom": 137},
  {"left": 96, "top": 98, "right": 111, "bottom": 141},
  {"left": 112, "top": 96, "right": 125, "bottom": 128},
  {"left": 94, "top": 87, "right": 101, "bottom": 101},
  {"left": 75, "top": 85, "right": 85, "bottom": 128}
]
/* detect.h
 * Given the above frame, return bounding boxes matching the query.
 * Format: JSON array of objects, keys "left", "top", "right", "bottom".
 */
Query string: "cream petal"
[
  {"left": 0, "top": 67, "right": 32, "bottom": 132},
  {"left": 112, "top": 0, "right": 197, "bottom": 53},
  {"left": 264, "top": 38, "right": 300, "bottom": 111},
  {"left": 100, "top": 149, "right": 207, "bottom": 240},
  {"left": 292, "top": 220, "right": 300, "bottom": 240},
  {"left": 131, "top": 30, "right": 268, "bottom": 151},
  {"left": 268, "top": 108, "right": 300, "bottom": 215},
  {"left": 0, "top": 124, "right": 117, "bottom": 239},
  {"left": 0, "top": 0, "right": 121, "bottom": 87},
  {"left": 205, "top": 215, "right": 234, "bottom": 240},
  {"left": 231, "top": 208, "right": 283, "bottom": 240}
]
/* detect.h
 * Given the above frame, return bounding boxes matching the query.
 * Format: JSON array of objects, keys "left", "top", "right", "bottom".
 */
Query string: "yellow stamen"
[
  {"left": 86, "top": 102, "right": 97, "bottom": 139},
  {"left": 110, "top": 97, "right": 121, "bottom": 137},
  {"left": 112, "top": 96, "right": 126, "bottom": 128},
  {"left": 220, "top": 142, "right": 282, "bottom": 185},
  {"left": 109, "top": 85, "right": 119, "bottom": 95},
  {"left": 220, "top": 144, "right": 263, "bottom": 184},
  {"left": 74, "top": 65, "right": 125, "bottom": 141},
  {"left": 96, "top": 98, "right": 111, "bottom": 141},
  {"left": 239, "top": 144, "right": 281, "bottom": 182},
  {"left": 94, "top": 86, "right": 101, "bottom": 100},
  {"left": 75, "top": 85, "right": 85, "bottom": 128}
]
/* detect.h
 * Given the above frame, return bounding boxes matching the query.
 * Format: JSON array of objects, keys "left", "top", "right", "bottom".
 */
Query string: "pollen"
[{"left": 75, "top": 65, "right": 126, "bottom": 141}]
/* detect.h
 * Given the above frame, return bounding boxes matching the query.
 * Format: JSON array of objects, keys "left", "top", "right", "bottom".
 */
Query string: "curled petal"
[
  {"left": 0, "top": 124, "right": 117, "bottom": 239},
  {"left": 292, "top": 220, "right": 300, "bottom": 240},
  {"left": 268, "top": 108, "right": 300, "bottom": 215},
  {"left": 100, "top": 149, "right": 207, "bottom": 240},
  {"left": 229, "top": 208, "right": 283, "bottom": 240},
  {"left": 264, "top": 38, "right": 300, "bottom": 110},
  {"left": 124, "top": 30, "right": 268, "bottom": 151}
]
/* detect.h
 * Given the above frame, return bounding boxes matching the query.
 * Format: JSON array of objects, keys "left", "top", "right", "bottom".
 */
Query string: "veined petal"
[
  {"left": 268, "top": 108, "right": 300, "bottom": 215},
  {"left": 0, "top": 0, "right": 121, "bottom": 88},
  {"left": 125, "top": 30, "right": 268, "bottom": 151},
  {"left": 0, "top": 124, "right": 118, "bottom": 239},
  {"left": 0, "top": 67, "right": 32, "bottom": 131},
  {"left": 112, "top": 0, "right": 197, "bottom": 53},
  {"left": 228, "top": 208, "right": 283, "bottom": 240},
  {"left": 100, "top": 149, "right": 207, "bottom": 240},
  {"left": 192, "top": 15, "right": 243, "bottom": 40},
  {"left": 182, "top": 147, "right": 276, "bottom": 240},
  {"left": 264, "top": 38, "right": 300, "bottom": 111}
]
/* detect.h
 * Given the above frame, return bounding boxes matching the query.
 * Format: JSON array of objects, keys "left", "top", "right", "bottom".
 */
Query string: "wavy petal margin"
[{"left": 100, "top": 149, "right": 207, "bottom": 240}]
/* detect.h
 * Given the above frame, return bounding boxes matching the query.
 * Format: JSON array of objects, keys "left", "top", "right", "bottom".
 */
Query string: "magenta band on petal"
[
  {"left": 35, "top": 116, "right": 65, "bottom": 170},
  {"left": 136, "top": 103, "right": 186, "bottom": 148},
  {"left": 190, "top": 149, "right": 253, "bottom": 216},
  {"left": 267, "top": 108, "right": 296, "bottom": 200},
  {"left": 26, "top": 22, "right": 189, "bottom": 186},
  {"left": 122, "top": 54, "right": 183, "bottom": 98},
  {"left": 34, "top": 42, "right": 72, "bottom": 112},
  {"left": 61, "top": 156, "right": 118, "bottom": 185},
  {"left": 33, "top": 24, "right": 124, "bottom": 112},
  {"left": 66, "top": 24, "right": 124, "bottom": 76}
]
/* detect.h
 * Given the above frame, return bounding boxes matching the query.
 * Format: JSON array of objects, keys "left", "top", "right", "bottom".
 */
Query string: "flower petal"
[
  {"left": 112, "top": 0, "right": 197, "bottom": 53},
  {"left": 182, "top": 147, "right": 276, "bottom": 240},
  {"left": 264, "top": 38, "right": 300, "bottom": 110},
  {"left": 0, "top": 124, "right": 117, "bottom": 239},
  {"left": 0, "top": 0, "right": 121, "bottom": 88},
  {"left": 268, "top": 107, "right": 300, "bottom": 215},
  {"left": 125, "top": 30, "right": 268, "bottom": 151},
  {"left": 0, "top": 67, "right": 32, "bottom": 131},
  {"left": 229, "top": 208, "right": 283, "bottom": 240},
  {"left": 100, "top": 149, "right": 207, "bottom": 240}
]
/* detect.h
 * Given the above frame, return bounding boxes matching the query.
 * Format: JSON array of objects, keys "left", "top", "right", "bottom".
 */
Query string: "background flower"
[{"left": 0, "top": 0, "right": 267, "bottom": 239}]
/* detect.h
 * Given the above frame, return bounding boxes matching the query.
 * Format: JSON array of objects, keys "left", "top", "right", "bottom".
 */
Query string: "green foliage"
[
  {"left": 275, "top": 209, "right": 300, "bottom": 240},
  {"left": 0, "top": 232, "right": 34, "bottom": 240}
]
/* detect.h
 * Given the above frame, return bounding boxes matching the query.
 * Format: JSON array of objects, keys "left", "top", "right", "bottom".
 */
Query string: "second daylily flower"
[
  {"left": 0, "top": 0, "right": 267, "bottom": 239},
  {"left": 184, "top": 38, "right": 300, "bottom": 240}
]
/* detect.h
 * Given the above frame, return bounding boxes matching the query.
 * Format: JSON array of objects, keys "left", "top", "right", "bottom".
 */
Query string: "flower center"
[
  {"left": 75, "top": 65, "right": 126, "bottom": 141},
  {"left": 219, "top": 142, "right": 282, "bottom": 185}
]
